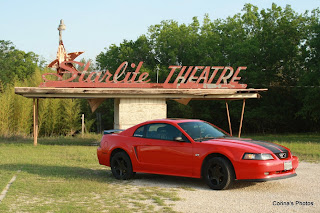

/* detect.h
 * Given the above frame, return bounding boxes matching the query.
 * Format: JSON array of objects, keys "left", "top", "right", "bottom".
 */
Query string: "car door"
[{"left": 135, "top": 123, "right": 193, "bottom": 176}]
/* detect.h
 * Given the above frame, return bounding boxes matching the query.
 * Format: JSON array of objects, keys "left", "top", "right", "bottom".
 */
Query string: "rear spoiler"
[{"left": 103, "top": 129, "right": 125, "bottom": 135}]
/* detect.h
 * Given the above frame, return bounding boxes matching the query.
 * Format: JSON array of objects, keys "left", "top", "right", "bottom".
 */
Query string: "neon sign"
[{"left": 40, "top": 61, "right": 247, "bottom": 89}]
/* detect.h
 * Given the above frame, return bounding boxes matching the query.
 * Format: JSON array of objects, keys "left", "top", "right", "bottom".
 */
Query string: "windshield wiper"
[
  {"left": 194, "top": 136, "right": 227, "bottom": 142},
  {"left": 203, "top": 137, "right": 216, "bottom": 140},
  {"left": 215, "top": 135, "right": 227, "bottom": 138},
  {"left": 193, "top": 138, "right": 204, "bottom": 142},
  {"left": 194, "top": 137, "right": 215, "bottom": 142}
]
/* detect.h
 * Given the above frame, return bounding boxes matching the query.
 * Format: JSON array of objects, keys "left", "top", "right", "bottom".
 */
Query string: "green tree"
[
  {"left": 96, "top": 3, "right": 319, "bottom": 133},
  {"left": 297, "top": 9, "right": 320, "bottom": 130},
  {"left": 0, "top": 40, "right": 41, "bottom": 86}
]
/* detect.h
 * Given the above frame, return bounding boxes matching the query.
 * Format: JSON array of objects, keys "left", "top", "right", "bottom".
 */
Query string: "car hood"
[{"left": 204, "top": 137, "right": 288, "bottom": 154}]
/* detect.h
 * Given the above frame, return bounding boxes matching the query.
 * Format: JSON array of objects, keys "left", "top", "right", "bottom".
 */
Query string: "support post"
[
  {"left": 81, "top": 114, "right": 85, "bottom": 137},
  {"left": 238, "top": 99, "right": 246, "bottom": 138},
  {"left": 33, "top": 98, "right": 39, "bottom": 146},
  {"left": 225, "top": 101, "right": 232, "bottom": 136}
]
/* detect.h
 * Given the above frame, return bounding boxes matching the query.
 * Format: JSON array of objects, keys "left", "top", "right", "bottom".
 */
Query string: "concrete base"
[{"left": 114, "top": 98, "right": 167, "bottom": 129}]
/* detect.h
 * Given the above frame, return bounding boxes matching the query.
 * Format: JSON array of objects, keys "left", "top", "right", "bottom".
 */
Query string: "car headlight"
[{"left": 242, "top": 153, "right": 274, "bottom": 160}]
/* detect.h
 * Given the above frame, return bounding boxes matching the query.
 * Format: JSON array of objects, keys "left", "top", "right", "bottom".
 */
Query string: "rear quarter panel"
[{"left": 98, "top": 133, "right": 145, "bottom": 170}]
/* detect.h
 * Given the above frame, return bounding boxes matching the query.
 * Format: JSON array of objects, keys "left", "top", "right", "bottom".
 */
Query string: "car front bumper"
[{"left": 235, "top": 156, "right": 299, "bottom": 181}]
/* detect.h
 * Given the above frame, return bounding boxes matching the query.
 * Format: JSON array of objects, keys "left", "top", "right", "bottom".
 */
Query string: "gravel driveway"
[{"left": 132, "top": 162, "right": 319, "bottom": 212}]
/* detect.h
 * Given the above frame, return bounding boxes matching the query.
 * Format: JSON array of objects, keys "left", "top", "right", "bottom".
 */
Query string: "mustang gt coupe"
[{"left": 97, "top": 119, "right": 298, "bottom": 190}]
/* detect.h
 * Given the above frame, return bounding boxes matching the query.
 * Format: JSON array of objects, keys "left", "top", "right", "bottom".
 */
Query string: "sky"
[{"left": 1, "top": 0, "right": 319, "bottom": 64}]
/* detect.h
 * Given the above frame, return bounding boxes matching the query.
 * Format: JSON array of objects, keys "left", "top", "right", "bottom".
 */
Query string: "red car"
[{"left": 97, "top": 119, "right": 298, "bottom": 190}]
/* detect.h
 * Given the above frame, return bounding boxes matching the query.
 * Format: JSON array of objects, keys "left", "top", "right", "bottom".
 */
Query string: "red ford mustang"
[{"left": 97, "top": 119, "right": 299, "bottom": 190}]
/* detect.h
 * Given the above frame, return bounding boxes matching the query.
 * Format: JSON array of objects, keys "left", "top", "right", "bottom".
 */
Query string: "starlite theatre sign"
[
  {"left": 42, "top": 20, "right": 247, "bottom": 89},
  {"left": 41, "top": 60, "right": 248, "bottom": 89}
]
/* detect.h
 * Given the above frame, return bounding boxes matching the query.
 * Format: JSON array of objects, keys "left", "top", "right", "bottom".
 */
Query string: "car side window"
[
  {"left": 133, "top": 126, "right": 145, "bottom": 137},
  {"left": 145, "top": 123, "right": 189, "bottom": 142}
]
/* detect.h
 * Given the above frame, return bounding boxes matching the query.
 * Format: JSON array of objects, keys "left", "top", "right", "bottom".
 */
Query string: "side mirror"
[{"left": 174, "top": 137, "right": 185, "bottom": 142}]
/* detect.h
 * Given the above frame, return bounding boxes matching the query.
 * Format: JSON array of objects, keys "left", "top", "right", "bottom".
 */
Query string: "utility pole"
[
  {"left": 81, "top": 114, "right": 85, "bottom": 137},
  {"left": 156, "top": 65, "right": 159, "bottom": 83}
]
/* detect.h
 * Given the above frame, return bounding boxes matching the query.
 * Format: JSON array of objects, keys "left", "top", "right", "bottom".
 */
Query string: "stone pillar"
[{"left": 114, "top": 98, "right": 167, "bottom": 129}]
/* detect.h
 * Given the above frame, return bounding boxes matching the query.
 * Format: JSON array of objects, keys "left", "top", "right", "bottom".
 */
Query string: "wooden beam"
[
  {"left": 15, "top": 87, "right": 246, "bottom": 95},
  {"left": 81, "top": 114, "right": 85, "bottom": 137},
  {"left": 15, "top": 87, "right": 262, "bottom": 100},
  {"left": 33, "top": 98, "right": 39, "bottom": 146},
  {"left": 225, "top": 101, "right": 232, "bottom": 136},
  {"left": 238, "top": 99, "right": 246, "bottom": 138}
]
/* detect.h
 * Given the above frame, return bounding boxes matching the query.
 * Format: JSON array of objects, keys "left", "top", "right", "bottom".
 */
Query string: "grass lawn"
[
  {"left": 0, "top": 133, "right": 319, "bottom": 212},
  {"left": 0, "top": 136, "right": 179, "bottom": 212}
]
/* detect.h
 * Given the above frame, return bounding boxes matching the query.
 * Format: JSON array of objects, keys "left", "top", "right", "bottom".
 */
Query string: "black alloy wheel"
[
  {"left": 110, "top": 152, "right": 134, "bottom": 180},
  {"left": 203, "top": 157, "right": 234, "bottom": 190}
]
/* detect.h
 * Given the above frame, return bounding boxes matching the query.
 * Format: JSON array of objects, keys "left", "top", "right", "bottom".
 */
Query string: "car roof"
[
  {"left": 119, "top": 118, "right": 213, "bottom": 136},
  {"left": 147, "top": 118, "right": 203, "bottom": 124}
]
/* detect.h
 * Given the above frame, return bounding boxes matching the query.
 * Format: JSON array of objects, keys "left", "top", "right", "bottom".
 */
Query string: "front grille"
[{"left": 275, "top": 151, "right": 289, "bottom": 159}]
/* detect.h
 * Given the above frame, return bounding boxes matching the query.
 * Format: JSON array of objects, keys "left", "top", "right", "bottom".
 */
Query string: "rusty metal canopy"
[{"left": 15, "top": 87, "right": 266, "bottom": 100}]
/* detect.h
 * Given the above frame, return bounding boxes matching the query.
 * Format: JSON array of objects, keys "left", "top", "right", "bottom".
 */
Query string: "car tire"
[
  {"left": 203, "top": 157, "right": 234, "bottom": 190},
  {"left": 110, "top": 152, "right": 134, "bottom": 180}
]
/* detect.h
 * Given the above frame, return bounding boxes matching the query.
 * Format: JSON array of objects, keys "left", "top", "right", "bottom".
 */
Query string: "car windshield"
[{"left": 178, "top": 121, "right": 226, "bottom": 141}]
